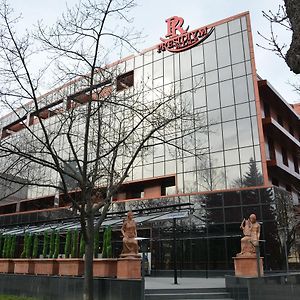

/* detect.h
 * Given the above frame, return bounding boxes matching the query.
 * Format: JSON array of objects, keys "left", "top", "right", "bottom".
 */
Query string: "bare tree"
[
  {"left": 0, "top": 1, "right": 207, "bottom": 299},
  {"left": 258, "top": 0, "right": 300, "bottom": 74}
]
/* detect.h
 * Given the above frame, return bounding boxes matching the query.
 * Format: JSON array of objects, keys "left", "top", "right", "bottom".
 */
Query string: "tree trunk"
[
  {"left": 285, "top": 0, "right": 300, "bottom": 74},
  {"left": 83, "top": 216, "right": 95, "bottom": 300}
]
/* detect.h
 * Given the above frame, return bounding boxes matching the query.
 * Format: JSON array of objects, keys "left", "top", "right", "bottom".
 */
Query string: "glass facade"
[
  {"left": 109, "top": 186, "right": 293, "bottom": 272},
  {"left": 125, "top": 15, "right": 262, "bottom": 194}
]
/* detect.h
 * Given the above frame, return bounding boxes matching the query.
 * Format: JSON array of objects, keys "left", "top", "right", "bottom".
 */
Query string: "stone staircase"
[{"left": 145, "top": 287, "right": 233, "bottom": 300}]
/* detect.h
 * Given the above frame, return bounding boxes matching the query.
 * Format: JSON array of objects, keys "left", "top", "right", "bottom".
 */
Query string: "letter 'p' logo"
[{"left": 160, "top": 16, "right": 189, "bottom": 41}]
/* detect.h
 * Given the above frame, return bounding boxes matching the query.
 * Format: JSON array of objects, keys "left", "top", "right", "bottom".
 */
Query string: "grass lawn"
[{"left": 0, "top": 296, "right": 38, "bottom": 300}]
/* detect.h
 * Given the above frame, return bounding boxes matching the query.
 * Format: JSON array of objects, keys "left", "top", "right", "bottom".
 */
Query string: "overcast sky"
[{"left": 5, "top": 0, "right": 299, "bottom": 104}]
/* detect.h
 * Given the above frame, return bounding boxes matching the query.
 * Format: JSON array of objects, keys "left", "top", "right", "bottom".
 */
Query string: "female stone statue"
[{"left": 120, "top": 211, "right": 139, "bottom": 257}]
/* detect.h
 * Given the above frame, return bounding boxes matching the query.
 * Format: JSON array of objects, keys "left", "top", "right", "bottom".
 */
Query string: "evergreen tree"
[
  {"left": 53, "top": 232, "right": 60, "bottom": 258},
  {"left": 32, "top": 235, "right": 39, "bottom": 258},
  {"left": 49, "top": 231, "right": 56, "bottom": 258},
  {"left": 71, "top": 229, "right": 79, "bottom": 258},
  {"left": 10, "top": 235, "right": 16, "bottom": 258},
  {"left": 42, "top": 231, "right": 49, "bottom": 258},
  {"left": 25, "top": 234, "right": 32, "bottom": 258},
  {"left": 21, "top": 233, "right": 28, "bottom": 258},
  {"left": 0, "top": 235, "right": 3, "bottom": 258},
  {"left": 242, "top": 158, "right": 264, "bottom": 187}
]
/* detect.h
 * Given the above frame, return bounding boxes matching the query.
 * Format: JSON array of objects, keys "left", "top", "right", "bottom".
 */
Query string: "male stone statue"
[{"left": 238, "top": 213, "right": 260, "bottom": 256}]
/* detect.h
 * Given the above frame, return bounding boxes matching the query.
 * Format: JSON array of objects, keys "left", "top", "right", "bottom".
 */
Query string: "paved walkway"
[{"left": 145, "top": 276, "right": 226, "bottom": 290}]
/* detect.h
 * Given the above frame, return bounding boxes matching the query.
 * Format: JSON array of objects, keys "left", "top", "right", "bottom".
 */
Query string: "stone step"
[{"left": 145, "top": 291, "right": 232, "bottom": 300}]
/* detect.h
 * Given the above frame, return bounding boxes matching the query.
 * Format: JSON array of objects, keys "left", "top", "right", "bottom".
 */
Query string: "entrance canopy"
[{"left": 0, "top": 210, "right": 190, "bottom": 236}]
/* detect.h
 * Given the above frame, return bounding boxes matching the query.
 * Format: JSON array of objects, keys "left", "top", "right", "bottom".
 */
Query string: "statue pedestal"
[
  {"left": 233, "top": 255, "right": 264, "bottom": 277},
  {"left": 117, "top": 257, "right": 141, "bottom": 279}
]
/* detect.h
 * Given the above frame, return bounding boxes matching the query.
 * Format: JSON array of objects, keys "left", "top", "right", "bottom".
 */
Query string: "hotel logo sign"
[{"left": 158, "top": 16, "right": 214, "bottom": 53}]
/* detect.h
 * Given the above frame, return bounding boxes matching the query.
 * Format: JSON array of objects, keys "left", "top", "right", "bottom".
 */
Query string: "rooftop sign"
[{"left": 157, "top": 16, "right": 214, "bottom": 53}]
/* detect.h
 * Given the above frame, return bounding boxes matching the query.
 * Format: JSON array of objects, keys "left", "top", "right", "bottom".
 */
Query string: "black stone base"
[
  {"left": 225, "top": 273, "right": 300, "bottom": 300},
  {"left": 0, "top": 274, "right": 143, "bottom": 300}
]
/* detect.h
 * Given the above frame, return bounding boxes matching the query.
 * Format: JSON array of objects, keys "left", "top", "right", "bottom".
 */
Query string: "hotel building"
[{"left": 0, "top": 12, "right": 299, "bottom": 273}]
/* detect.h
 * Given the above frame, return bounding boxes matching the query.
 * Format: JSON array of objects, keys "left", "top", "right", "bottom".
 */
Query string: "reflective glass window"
[
  {"left": 224, "top": 191, "right": 241, "bottom": 206},
  {"left": 215, "top": 22, "right": 228, "bottom": 39},
  {"left": 243, "top": 31, "right": 251, "bottom": 60},
  {"left": 254, "top": 145, "right": 261, "bottom": 162},
  {"left": 218, "top": 66, "right": 232, "bottom": 81},
  {"left": 153, "top": 60, "right": 163, "bottom": 78},
  {"left": 228, "top": 19, "right": 241, "bottom": 35},
  {"left": 224, "top": 149, "right": 239, "bottom": 166},
  {"left": 180, "top": 50, "right": 192, "bottom": 79},
  {"left": 234, "top": 76, "right": 248, "bottom": 103},
  {"left": 135, "top": 54, "right": 143, "bottom": 68},
  {"left": 245, "top": 60, "right": 252, "bottom": 74},
  {"left": 217, "top": 37, "right": 231, "bottom": 68},
  {"left": 251, "top": 117, "right": 259, "bottom": 144},
  {"left": 247, "top": 75, "right": 255, "bottom": 101},
  {"left": 192, "top": 64, "right": 204, "bottom": 75},
  {"left": 191, "top": 45, "right": 204, "bottom": 65},
  {"left": 206, "top": 83, "right": 220, "bottom": 110},
  {"left": 236, "top": 103, "right": 250, "bottom": 119},
  {"left": 221, "top": 105, "right": 236, "bottom": 122},
  {"left": 193, "top": 86, "right": 206, "bottom": 108},
  {"left": 226, "top": 165, "right": 241, "bottom": 188},
  {"left": 220, "top": 80, "right": 234, "bottom": 107},
  {"left": 232, "top": 62, "right": 246, "bottom": 78},
  {"left": 164, "top": 56, "right": 174, "bottom": 84},
  {"left": 204, "top": 42, "right": 217, "bottom": 71},
  {"left": 241, "top": 16, "right": 247, "bottom": 31},
  {"left": 230, "top": 33, "right": 244, "bottom": 64},
  {"left": 210, "top": 151, "right": 224, "bottom": 168},
  {"left": 239, "top": 146, "right": 254, "bottom": 164},
  {"left": 209, "top": 123, "right": 223, "bottom": 151},
  {"left": 154, "top": 161, "right": 164, "bottom": 176},
  {"left": 208, "top": 109, "right": 221, "bottom": 125},
  {"left": 225, "top": 206, "right": 242, "bottom": 222},
  {"left": 207, "top": 193, "right": 223, "bottom": 208},
  {"left": 181, "top": 77, "right": 193, "bottom": 93},
  {"left": 223, "top": 120, "right": 238, "bottom": 149},
  {"left": 241, "top": 189, "right": 259, "bottom": 205},
  {"left": 206, "top": 70, "right": 218, "bottom": 85},
  {"left": 249, "top": 101, "right": 257, "bottom": 116},
  {"left": 144, "top": 50, "right": 152, "bottom": 65},
  {"left": 237, "top": 118, "right": 253, "bottom": 147}
]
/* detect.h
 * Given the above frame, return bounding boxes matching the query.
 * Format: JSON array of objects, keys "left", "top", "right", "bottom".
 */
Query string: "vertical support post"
[
  {"left": 284, "top": 229, "right": 289, "bottom": 274},
  {"left": 172, "top": 218, "right": 178, "bottom": 284},
  {"left": 140, "top": 240, "right": 146, "bottom": 300},
  {"left": 255, "top": 244, "right": 261, "bottom": 277}
]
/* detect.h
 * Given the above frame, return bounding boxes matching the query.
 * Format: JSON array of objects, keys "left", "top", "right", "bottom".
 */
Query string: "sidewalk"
[{"left": 145, "top": 276, "right": 226, "bottom": 290}]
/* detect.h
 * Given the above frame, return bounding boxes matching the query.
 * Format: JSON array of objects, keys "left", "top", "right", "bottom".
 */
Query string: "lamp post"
[{"left": 136, "top": 237, "right": 149, "bottom": 300}]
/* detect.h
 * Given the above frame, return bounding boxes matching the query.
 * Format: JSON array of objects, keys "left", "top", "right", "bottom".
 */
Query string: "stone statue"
[
  {"left": 120, "top": 211, "right": 139, "bottom": 257},
  {"left": 238, "top": 213, "right": 261, "bottom": 256}
]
